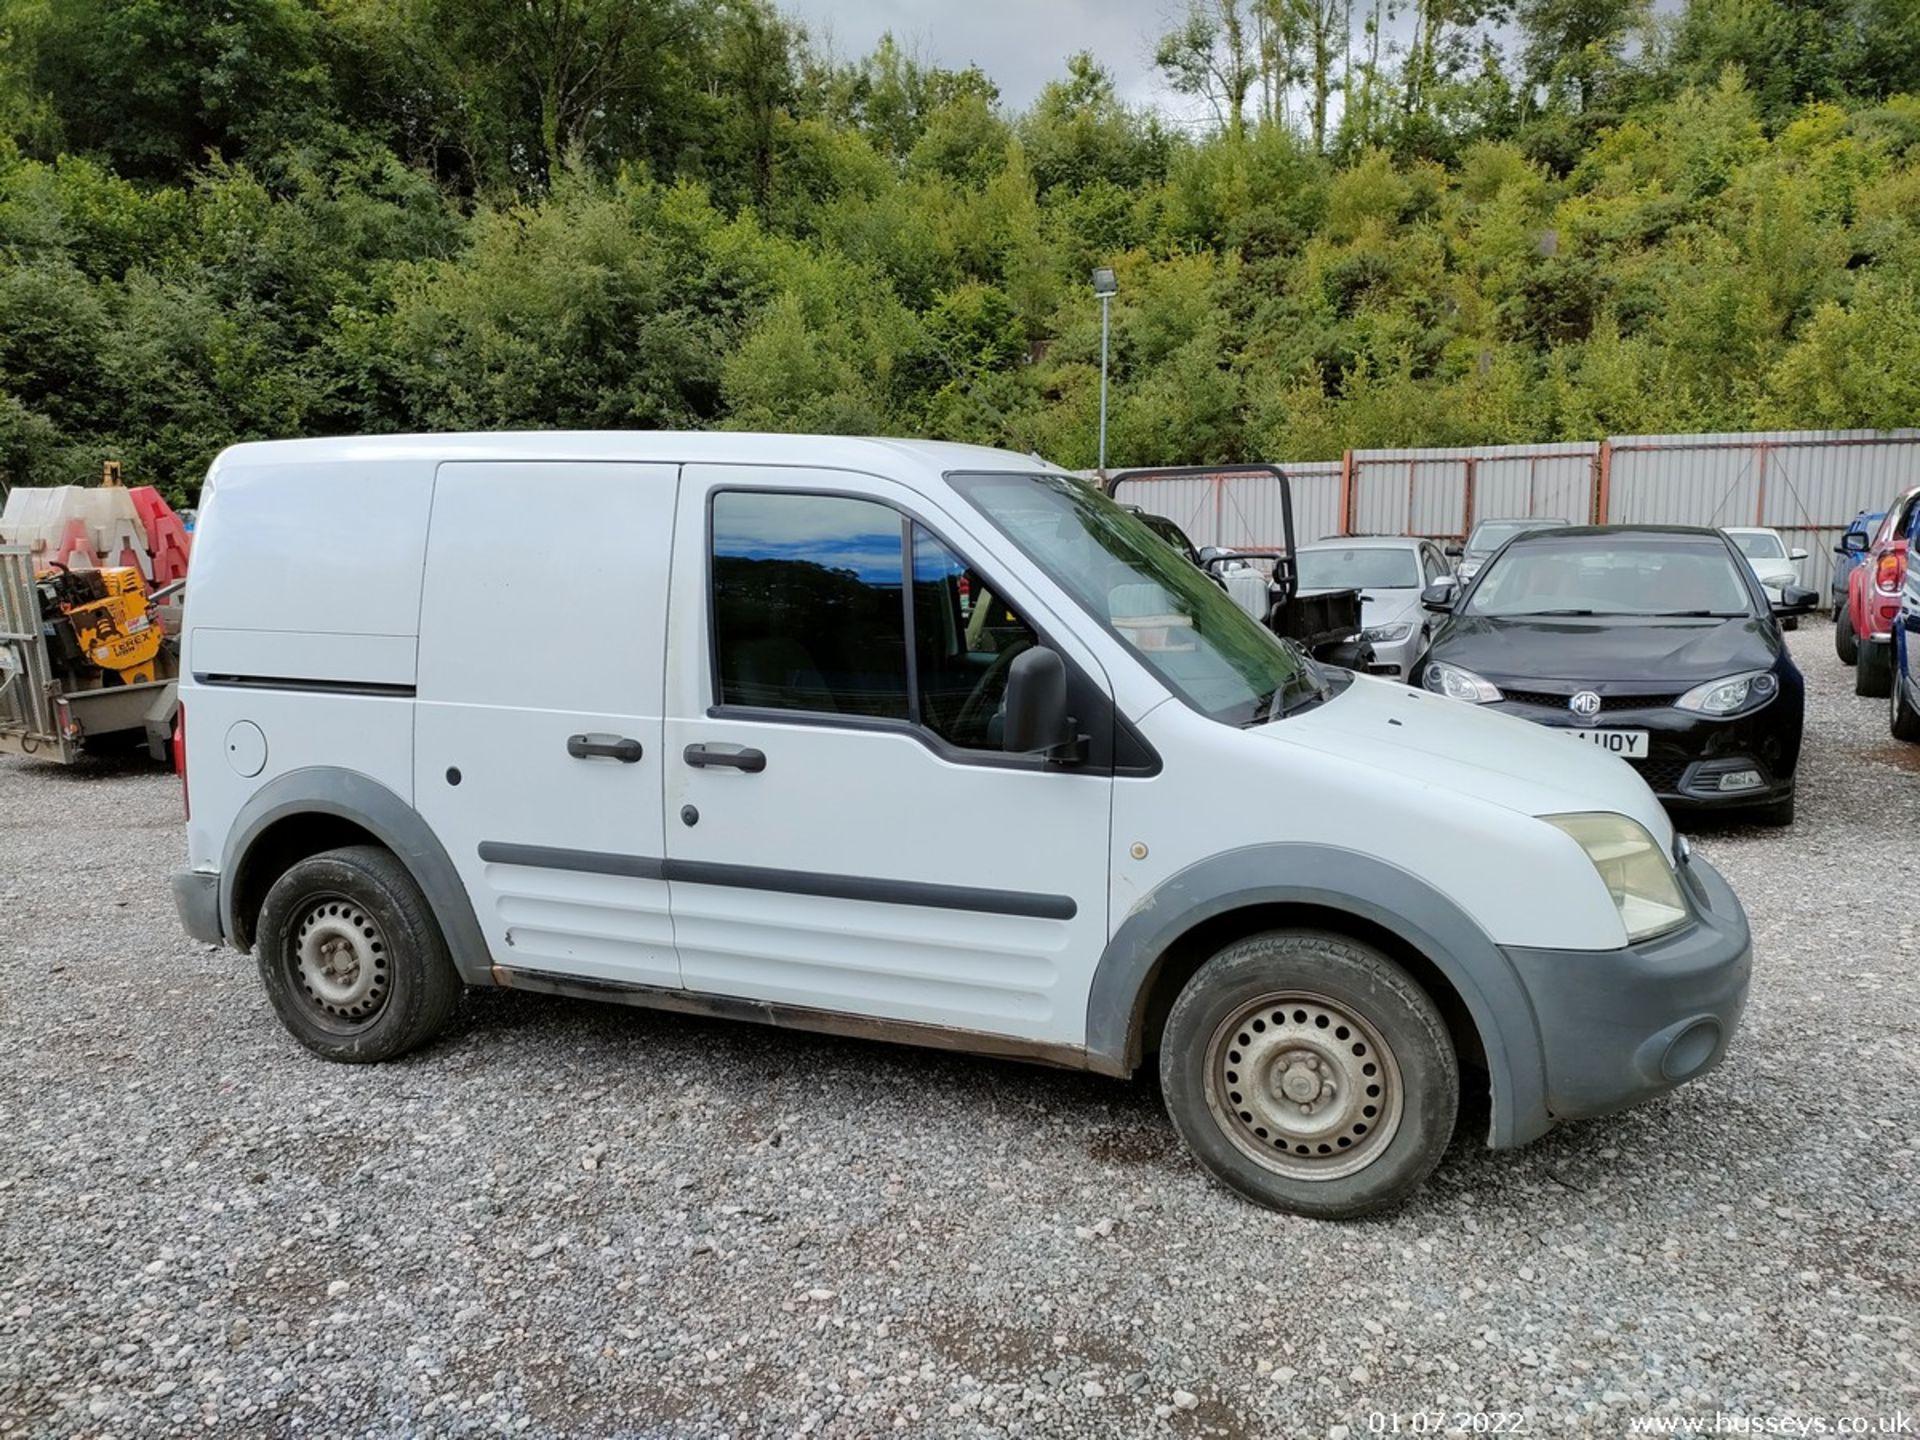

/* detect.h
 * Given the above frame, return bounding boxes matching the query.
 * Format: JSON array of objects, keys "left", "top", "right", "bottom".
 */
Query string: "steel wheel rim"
[
  {"left": 293, "top": 896, "right": 390, "bottom": 1024},
  {"left": 1203, "top": 991, "right": 1405, "bottom": 1181}
]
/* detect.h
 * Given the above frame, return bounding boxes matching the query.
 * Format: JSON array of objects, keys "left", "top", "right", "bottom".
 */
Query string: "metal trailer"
[{"left": 0, "top": 544, "right": 179, "bottom": 763}]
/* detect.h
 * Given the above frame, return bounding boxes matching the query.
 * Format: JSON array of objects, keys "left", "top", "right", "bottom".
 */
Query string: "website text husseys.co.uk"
[{"left": 1628, "top": 1412, "right": 1913, "bottom": 1437}]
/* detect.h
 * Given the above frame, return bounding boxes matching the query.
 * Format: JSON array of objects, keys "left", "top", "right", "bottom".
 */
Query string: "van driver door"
[{"left": 658, "top": 465, "right": 1114, "bottom": 1051}]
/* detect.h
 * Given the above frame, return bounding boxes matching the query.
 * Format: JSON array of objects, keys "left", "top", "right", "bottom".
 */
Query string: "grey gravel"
[{"left": 2, "top": 637, "right": 1915, "bottom": 1437}]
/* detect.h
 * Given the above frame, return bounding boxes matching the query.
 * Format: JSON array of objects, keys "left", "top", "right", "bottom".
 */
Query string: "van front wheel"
[
  {"left": 1160, "top": 931, "right": 1458, "bottom": 1219},
  {"left": 255, "top": 845, "right": 462, "bottom": 1063}
]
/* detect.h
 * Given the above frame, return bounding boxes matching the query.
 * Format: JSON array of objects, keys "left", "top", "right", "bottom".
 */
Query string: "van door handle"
[
  {"left": 567, "top": 734, "right": 644, "bottom": 763},
  {"left": 683, "top": 743, "right": 766, "bottom": 773}
]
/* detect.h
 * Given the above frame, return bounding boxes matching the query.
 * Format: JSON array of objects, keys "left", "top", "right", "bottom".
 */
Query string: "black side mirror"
[
  {"left": 1444, "top": 543, "right": 1464, "bottom": 559},
  {"left": 1421, "top": 580, "right": 1457, "bottom": 612},
  {"left": 1840, "top": 532, "right": 1869, "bottom": 555},
  {"left": 1776, "top": 584, "right": 1820, "bottom": 615},
  {"left": 1002, "top": 647, "right": 1077, "bottom": 757}
]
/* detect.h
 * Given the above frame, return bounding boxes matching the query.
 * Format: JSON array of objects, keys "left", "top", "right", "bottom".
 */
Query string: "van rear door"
[{"left": 414, "top": 461, "right": 682, "bottom": 990}]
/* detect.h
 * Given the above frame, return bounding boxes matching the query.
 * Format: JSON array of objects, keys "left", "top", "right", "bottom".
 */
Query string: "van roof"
[{"left": 209, "top": 431, "right": 1065, "bottom": 480}]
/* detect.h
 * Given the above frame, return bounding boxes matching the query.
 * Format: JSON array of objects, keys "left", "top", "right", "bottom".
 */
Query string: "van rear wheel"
[
  {"left": 1160, "top": 931, "right": 1457, "bottom": 1219},
  {"left": 255, "top": 845, "right": 461, "bottom": 1063}
]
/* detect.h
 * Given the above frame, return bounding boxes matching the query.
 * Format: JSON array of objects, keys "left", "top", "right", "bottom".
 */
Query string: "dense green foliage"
[{"left": 2, "top": 0, "right": 1919, "bottom": 503}]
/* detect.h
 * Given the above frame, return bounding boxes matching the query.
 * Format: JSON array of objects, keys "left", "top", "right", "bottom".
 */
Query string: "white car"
[
  {"left": 1722, "top": 527, "right": 1809, "bottom": 625},
  {"left": 170, "top": 432, "right": 1752, "bottom": 1219},
  {"left": 1294, "top": 535, "right": 1454, "bottom": 680}
]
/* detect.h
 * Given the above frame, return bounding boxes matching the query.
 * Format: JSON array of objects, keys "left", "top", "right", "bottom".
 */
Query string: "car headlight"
[
  {"left": 1674, "top": 669, "right": 1778, "bottom": 716},
  {"left": 1422, "top": 660, "right": 1502, "bottom": 704},
  {"left": 1361, "top": 622, "right": 1415, "bottom": 643},
  {"left": 1543, "top": 812, "right": 1689, "bottom": 942}
]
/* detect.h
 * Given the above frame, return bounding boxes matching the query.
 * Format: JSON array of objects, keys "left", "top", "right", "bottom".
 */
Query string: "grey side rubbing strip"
[
  {"left": 667, "top": 859, "right": 1077, "bottom": 920},
  {"left": 477, "top": 844, "right": 1076, "bottom": 920},
  {"left": 477, "top": 841, "right": 666, "bottom": 880},
  {"left": 196, "top": 673, "right": 417, "bottom": 698}
]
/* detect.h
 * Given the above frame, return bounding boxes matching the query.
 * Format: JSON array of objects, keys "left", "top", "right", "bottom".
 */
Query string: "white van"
[{"left": 170, "top": 433, "right": 1752, "bottom": 1217}]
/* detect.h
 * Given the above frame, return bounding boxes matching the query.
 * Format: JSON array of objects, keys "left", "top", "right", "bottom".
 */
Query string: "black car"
[{"left": 1413, "top": 525, "right": 1819, "bottom": 825}]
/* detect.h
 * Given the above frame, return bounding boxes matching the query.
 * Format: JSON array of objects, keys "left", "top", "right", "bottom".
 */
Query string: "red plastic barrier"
[
  {"left": 130, "top": 486, "right": 192, "bottom": 585},
  {"left": 50, "top": 517, "right": 100, "bottom": 571}
]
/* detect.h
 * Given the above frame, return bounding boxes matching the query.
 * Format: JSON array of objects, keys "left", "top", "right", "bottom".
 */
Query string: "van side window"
[
  {"left": 711, "top": 491, "right": 909, "bottom": 719},
  {"left": 911, "top": 527, "right": 1040, "bottom": 750}
]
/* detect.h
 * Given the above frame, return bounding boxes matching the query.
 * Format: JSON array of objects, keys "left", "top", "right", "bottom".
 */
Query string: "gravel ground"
[{"left": 1, "top": 636, "right": 1915, "bottom": 1439}]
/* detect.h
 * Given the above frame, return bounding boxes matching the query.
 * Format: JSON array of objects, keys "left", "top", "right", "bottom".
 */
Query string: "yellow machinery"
[
  {"left": 0, "top": 460, "right": 186, "bottom": 763},
  {"left": 38, "top": 564, "right": 166, "bottom": 686}
]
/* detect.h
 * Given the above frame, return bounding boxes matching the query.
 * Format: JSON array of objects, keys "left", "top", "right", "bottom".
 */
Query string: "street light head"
[{"left": 1091, "top": 267, "right": 1118, "bottom": 297}]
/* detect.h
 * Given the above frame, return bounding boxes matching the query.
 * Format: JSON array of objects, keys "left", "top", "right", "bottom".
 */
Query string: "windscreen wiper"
[
  {"left": 1648, "top": 610, "right": 1746, "bottom": 617},
  {"left": 1522, "top": 608, "right": 1598, "bottom": 616},
  {"left": 1274, "top": 642, "right": 1330, "bottom": 718},
  {"left": 1243, "top": 645, "right": 1327, "bottom": 726}
]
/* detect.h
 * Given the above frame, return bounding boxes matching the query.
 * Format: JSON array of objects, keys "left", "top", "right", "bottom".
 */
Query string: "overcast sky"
[{"left": 780, "top": 0, "right": 1188, "bottom": 116}]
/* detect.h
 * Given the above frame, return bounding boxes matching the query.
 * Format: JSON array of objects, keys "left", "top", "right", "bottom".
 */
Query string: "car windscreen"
[
  {"left": 1729, "top": 531, "right": 1786, "bottom": 559},
  {"left": 1296, "top": 547, "right": 1420, "bottom": 590},
  {"left": 951, "top": 472, "right": 1312, "bottom": 726},
  {"left": 1463, "top": 538, "right": 1755, "bottom": 618},
  {"left": 1466, "top": 520, "right": 1561, "bottom": 557}
]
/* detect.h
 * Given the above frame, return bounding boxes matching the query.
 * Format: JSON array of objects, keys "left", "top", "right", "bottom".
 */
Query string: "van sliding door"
[{"left": 414, "top": 461, "right": 683, "bottom": 990}]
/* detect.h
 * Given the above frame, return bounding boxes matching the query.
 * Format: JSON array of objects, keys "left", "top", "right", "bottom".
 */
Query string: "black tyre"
[
  {"left": 1892, "top": 660, "right": 1920, "bottom": 743},
  {"left": 1856, "top": 638, "right": 1892, "bottom": 698},
  {"left": 1835, "top": 608, "right": 1858, "bottom": 665},
  {"left": 255, "top": 845, "right": 462, "bottom": 1063},
  {"left": 1159, "top": 930, "right": 1458, "bottom": 1219},
  {"left": 1782, "top": 616, "right": 1799, "bottom": 632}
]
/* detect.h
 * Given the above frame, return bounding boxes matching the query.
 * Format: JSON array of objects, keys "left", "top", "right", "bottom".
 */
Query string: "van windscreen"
[{"left": 951, "top": 473, "right": 1313, "bottom": 727}]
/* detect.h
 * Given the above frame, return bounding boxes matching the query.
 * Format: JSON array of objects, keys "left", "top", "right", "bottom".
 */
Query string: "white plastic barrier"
[{"left": 0, "top": 485, "right": 150, "bottom": 576}]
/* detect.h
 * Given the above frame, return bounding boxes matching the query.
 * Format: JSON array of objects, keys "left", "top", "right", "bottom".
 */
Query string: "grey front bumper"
[
  {"left": 171, "top": 869, "right": 224, "bottom": 946},
  {"left": 1502, "top": 853, "right": 1751, "bottom": 1126}
]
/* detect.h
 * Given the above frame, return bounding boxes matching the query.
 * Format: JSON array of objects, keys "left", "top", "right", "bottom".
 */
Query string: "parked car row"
[
  {"left": 1822, "top": 485, "right": 1920, "bottom": 745},
  {"left": 1129, "top": 509, "right": 1819, "bottom": 826},
  {"left": 1834, "top": 488, "right": 1920, "bottom": 720}
]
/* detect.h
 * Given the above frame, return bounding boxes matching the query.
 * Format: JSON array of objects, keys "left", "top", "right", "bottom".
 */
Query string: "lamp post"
[{"left": 1092, "top": 267, "right": 1117, "bottom": 474}]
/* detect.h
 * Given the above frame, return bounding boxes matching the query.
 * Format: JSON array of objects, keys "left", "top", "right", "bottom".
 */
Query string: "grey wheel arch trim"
[
  {"left": 219, "top": 767, "right": 492, "bottom": 985},
  {"left": 1084, "top": 843, "right": 1552, "bottom": 1149}
]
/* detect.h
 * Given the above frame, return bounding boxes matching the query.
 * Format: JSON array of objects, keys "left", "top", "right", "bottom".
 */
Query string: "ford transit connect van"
[{"left": 170, "top": 433, "right": 1752, "bottom": 1217}]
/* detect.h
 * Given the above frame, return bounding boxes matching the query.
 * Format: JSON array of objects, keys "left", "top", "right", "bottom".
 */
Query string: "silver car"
[
  {"left": 1295, "top": 535, "right": 1454, "bottom": 680},
  {"left": 1456, "top": 516, "right": 1572, "bottom": 582}
]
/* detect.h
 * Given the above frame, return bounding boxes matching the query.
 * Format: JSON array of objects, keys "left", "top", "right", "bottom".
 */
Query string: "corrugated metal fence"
[{"left": 1108, "top": 429, "right": 1920, "bottom": 603}]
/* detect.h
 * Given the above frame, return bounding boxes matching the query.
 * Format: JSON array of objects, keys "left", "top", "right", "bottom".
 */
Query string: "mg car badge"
[{"left": 1568, "top": 690, "right": 1602, "bottom": 723}]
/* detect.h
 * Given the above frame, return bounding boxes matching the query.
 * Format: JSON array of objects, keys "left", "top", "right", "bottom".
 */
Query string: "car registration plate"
[{"left": 1564, "top": 728, "right": 1648, "bottom": 758}]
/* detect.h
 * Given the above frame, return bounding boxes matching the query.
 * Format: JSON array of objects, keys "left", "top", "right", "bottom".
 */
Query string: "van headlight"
[
  {"left": 1361, "top": 622, "right": 1415, "bottom": 643},
  {"left": 1543, "top": 813, "right": 1689, "bottom": 942},
  {"left": 1674, "top": 669, "right": 1778, "bottom": 716},
  {"left": 1423, "top": 661, "right": 1502, "bottom": 704}
]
